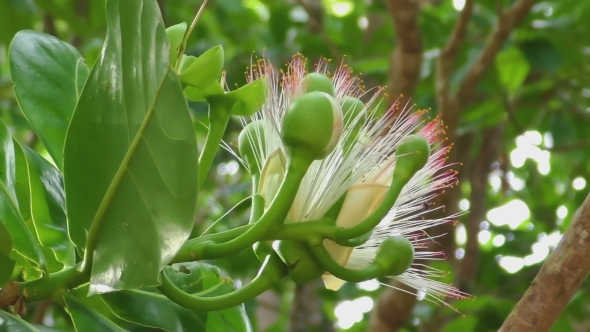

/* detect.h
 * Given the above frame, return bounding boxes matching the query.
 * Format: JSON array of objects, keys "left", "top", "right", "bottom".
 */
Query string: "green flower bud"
[
  {"left": 302, "top": 72, "right": 335, "bottom": 96},
  {"left": 238, "top": 120, "right": 273, "bottom": 175},
  {"left": 272, "top": 240, "right": 325, "bottom": 284},
  {"left": 372, "top": 236, "right": 414, "bottom": 276},
  {"left": 393, "top": 134, "right": 430, "bottom": 181},
  {"left": 281, "top": 91, "right": 343, "bottom": 160},
  {"left": 339, "top": 96, "right": 366, "bottom": 153}
]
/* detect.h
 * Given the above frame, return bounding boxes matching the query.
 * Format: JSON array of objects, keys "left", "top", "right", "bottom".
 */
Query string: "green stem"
[
  {"left": 196, "top": 152, "right": 311, "bottom": 259},
  {"left": 308, "top": 244, "right": 381, "bottom": 282},
  {"left": 332, "top": 173, "right": 413, "bottom": 244},
  {"left": 159, "top": 254, "right": 287, "bottom": 312},
  {"left": 19, "top": 265, "right": 87, "bottom": 302},
  {"left": 198, "top": 102, "right": 231, "bottom": 186}
]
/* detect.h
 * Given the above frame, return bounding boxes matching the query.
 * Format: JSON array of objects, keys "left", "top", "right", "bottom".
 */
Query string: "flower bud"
[
  {"left": 302, "top": 72, "right": 335, "bottom": 96},
  {"left": 281, "top": 91, "right": 343, "bottom": 160},
  {"left": 339, "top": 96, "right": 366, "bottom": 153},
  {"left": 238, "top": 120, "right": 273, "bottom": 175},
  {"left": 272, "top": 240, "right": 325, "bottom": 284},
  {"left": 393, "top": 134, "right": 430, "bottom": 181},
  {"left": 372, "top": 236, "right": 414, "bottom": 276}
]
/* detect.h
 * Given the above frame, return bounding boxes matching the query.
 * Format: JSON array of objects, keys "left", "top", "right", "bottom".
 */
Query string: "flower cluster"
[{"left": 231, "top": 54, "right": 469, "bottom": 304}]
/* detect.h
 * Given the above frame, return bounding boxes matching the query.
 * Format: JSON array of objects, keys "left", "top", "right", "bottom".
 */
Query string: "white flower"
[{"left": 228, "top": 54, "right": 469, "bottom": 304}]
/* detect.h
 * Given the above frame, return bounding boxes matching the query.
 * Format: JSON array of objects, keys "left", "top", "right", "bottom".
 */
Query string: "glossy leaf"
[
  {"left": 0, "top": 120, "right": 46, "bottom": 272},
  {"left": 64, "top": 293, "right": 125, "bottom": 332},
  {"left": 0, "top": 310, "right": 63, "bottom": 332},
  {"left": 0, "top": 222, "right": 15, "bottom": 287},
  {"left": 9, "top": 30, "right": 89, "bottom": 169},
  {"left": 63, "top": 0, "right": 199, "bottom": 294},
  {"left": 494, "top": 46, "right": 530, "bottom": 93},
  {"left": 179, "top": 45, "right": 224, "bottom": 88},
  {"left": 102, "top": 262, "right": 252, "bottom": 332},
  {"left": 22, "top": 145, "right": 74, "bottom": 267}
]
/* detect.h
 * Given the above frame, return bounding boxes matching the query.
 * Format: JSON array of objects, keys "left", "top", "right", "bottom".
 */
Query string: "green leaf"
[
  {"left": 165, "top": 22, "right": 187, "bottom": 68},
  {"left": 179, "top": 45, "right": 225, "bottom": 88},
  {"left": 21, "top": 145, "right": 75, "bottom": 267},
  {"left": 64, "top": 0, "right": 199, "bottom": 294},
  {"left": 225, "top": 78, "right": 267, "bottom": 116},
  {"left": 0, "top": 310, "right": 63, "bottom": 332},
  {"left": 494, "top": 46, "right": 531, "bottom": 93},
  {"left": 0, "top": 119, "right": 46, "bottom": 273},
  {"left": 64, "top": 293, "right": 125, "bottom": 332},
  {"left": 102, "top": 290, "right": 209, "bottom": 331},
  {"left": 166, "top": 262, "right": 252, "bottom": 332},
  {"left": 0, "top": 222, "right": 15, "bottom": 287},
  {"left": 102, "top": 263, "right": 252, "bottom": 331},
  {"left": 9, "top": 30, "right": 89, "bottom": 169}
]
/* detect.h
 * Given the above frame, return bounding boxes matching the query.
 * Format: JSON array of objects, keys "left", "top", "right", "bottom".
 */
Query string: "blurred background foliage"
[{"left": 1, "top": 0, "right": 589, "bottom": 331}]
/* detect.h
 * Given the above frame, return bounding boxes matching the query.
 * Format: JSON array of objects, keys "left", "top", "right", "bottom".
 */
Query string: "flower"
[{"left": 230, "top": 54, "right": 469, "bottom": 304}]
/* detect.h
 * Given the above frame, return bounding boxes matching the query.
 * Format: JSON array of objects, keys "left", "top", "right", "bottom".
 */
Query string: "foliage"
[{"left": 0, "top": 0, "right": 589, "bottom": 331}]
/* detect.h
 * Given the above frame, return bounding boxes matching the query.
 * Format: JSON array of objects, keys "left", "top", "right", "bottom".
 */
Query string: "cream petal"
[
  {"left": 258, "top": 148, "right": 287, "bottom": 209},
  {"left": 322, "top": 273, "right": 348, "bottom": 291}
]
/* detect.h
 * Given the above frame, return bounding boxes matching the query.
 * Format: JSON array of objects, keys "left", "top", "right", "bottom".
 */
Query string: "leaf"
[
  {"left": 102, "top": 263, "right": 252, "bottom": 332},
  {"left": 102, "top": 290, "right": 208, "bottom": 331},
  {"left": 494, "top": 46, "right": 531, "bottom": 93},
  {"left": 179, "top": 45, "right": 225, "bottom": 88},
  {"left": 166, "top": 262, "right": 252, "bottom": 332},
  {"left": 64, "top": 293, "right": 125, "bottom": 332},
  {"left": 0, "top": 222, "right": 16, "bottom": 287},
  {"left": 0, "top": 310, "right": 63, "bottom": 332},
  {"left": 63, "top": 0, "right": 199, "bottom": 294},
  {"left": 9, "top": 30, "right": 89, "bottom": 169},
  {"left": 0, "top": 119, "right": 46, "bottom": 272},
  {"left": 21, "top": 144, "right": 75, "bottom": 267}
]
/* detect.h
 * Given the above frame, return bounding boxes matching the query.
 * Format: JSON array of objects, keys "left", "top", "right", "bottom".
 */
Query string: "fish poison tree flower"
[{"left": 234, "top": 54, "right": 468, "bottom": 304}]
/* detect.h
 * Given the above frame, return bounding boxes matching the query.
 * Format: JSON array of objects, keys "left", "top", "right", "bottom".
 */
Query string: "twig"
[
  {"left": 457, "top": 124, "right": 505, "bottom": 292},
  {"left": 499, "top": 191, "right": 590, "bottom": 332},
  {"left": 385, "top": 0, "right": 423, "bottom": 103},
  {"left": 456, "top": 0, "right": 535, "bottom": 103}
]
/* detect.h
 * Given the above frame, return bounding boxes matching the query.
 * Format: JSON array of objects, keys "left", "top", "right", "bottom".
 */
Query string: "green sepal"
[
  {"left": 272, "top": 240, "right": 324, "bottom": 284},
  {"left": 165, "top": 22, "right": 187, "bottom": 68},
  {"left": 184, "top": 81, "right": 225, "bottom": 102},
  {"left": 179, "top": 45, "right": 224, "bottom": 88},
  {"left": 372, "top": 236, "right": 414, "bottom": 276},
  {"left": 225, "top": 78, "right": 267, "bottom": 116},
  {"left": 340, "top": 96, "right": 366, "bottom": 154}
]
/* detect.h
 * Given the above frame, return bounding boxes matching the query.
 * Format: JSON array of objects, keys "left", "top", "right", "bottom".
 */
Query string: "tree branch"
[
  {"left": 385, "top": 0, "right": 423, "bottom": 104},
  {"left": 456, "top": 124, "right": 505, "bottom": 292},
  {"left": 368, "top": 282, "right": 417, "bottom": 332},
  {"left": 499, "top": 190, "right": 590, "bottom": 332},
  {"left": 456, "top": 0, "right": 535, "bottom": 103}
]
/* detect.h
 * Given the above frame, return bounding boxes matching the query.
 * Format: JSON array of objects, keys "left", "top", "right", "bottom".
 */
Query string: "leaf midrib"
[{"left": 84, "top": 69, "right": 167, "bottom": 259}]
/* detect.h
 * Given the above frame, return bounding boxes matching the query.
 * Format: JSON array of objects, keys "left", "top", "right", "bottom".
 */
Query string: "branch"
[
  {"left": 456, "top": 0, "right": 535, "bottom": 103},
  {"left": 436, "top": 0, "right": 474, "bottom": 101},
  {"left": 456, "top": 124, "right": 505, "bottom": 292},
  {"left": 385, "top": 0, "right": 423, "bottom": 103},
  {"left": 295, "top": 0, "right": 342, "bottom": 60},
  {"left": 368, "top": 281, "right": 417, "bottom": 332},
  {"left": 499, "top": 190, "right": 590, "bottom": 331}
]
